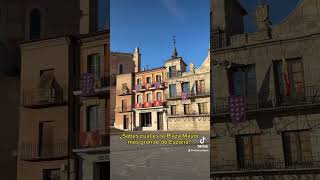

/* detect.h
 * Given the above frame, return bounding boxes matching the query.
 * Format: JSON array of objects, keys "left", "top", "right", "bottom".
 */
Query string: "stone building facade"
[
  {"left": 110, "top": 48, "right": 140, "bottom": 126},
  {"left": 165, "top": 51, "right": 210, "bottom": 131},
  {"left": 211, "top": 0, "right": 320, "bottom": 179},
  {"left": 115, "top": 73, "right": 135, "bottom": 130}
]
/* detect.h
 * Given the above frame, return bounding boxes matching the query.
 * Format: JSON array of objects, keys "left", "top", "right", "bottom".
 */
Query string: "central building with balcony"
[{"left": 133, "top": 67, "right": 167, "bottom": 131}]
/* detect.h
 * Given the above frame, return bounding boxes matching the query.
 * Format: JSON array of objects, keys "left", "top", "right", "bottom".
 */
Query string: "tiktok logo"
[{"left": 199, "top": 137, "right": 206, "bottom": 144}]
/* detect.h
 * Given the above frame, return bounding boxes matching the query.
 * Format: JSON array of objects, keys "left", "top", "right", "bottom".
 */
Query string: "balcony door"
[
  {"left": 93, "top": 161, "right": 110, "bottom": 180},
  {"left": 157, "top": 112, "right": 163, "bottom": 130},
  {"left": 236, "top": 134, "right": 263, "bottom": 169},
  {"left": 39, "top": 121, "right": 54, "bottom": 157},
  {"left": 88, "top": 54, "right": 104, "bottom": 87},
  {"left": 274, "top": 59, "right": 305, "bottom": 104}
]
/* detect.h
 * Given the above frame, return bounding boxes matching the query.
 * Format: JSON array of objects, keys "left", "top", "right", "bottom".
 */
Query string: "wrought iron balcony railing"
[
  {"left": 133, "top": 82, "right": 165, "bottom": 92},
  {"left": 135, "top": 101, "right": 166, "bottom": 109},
  {"left": 116, "top": 88, "right": 132, "bottom": 96},
  {"left": 211, "top": 155, "right": 320, "bottom": 173},
  {"left": 79, "top": 132, "right": 109, "bottom": 148},
  {"left": 167, "top": 90, "right": 210, "bottom": 100},
  {"left": 167, "top": 71, "right": 182, "bottom": 78},
  {"left": 212, "top": 85, "right": 320, "bottom": 116},
  {"left": 115, "top": 106, "right": 132, "bottom": 112},
  {"left": 22, "top": 87, "right": 66, "bottom": 108},
  {"left": 168, "top": 111, "right": 209, "bottom": 117},
  {"left": 19, "top": 142, "right": 68, "bottom": 161}
]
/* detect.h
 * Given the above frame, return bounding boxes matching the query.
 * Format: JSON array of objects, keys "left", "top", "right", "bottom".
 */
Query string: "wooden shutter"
[
  {"left": 283, "top": 131, "right": 299, "bottom": 164},
  {"left": 299, "top": 131, "right": 312, "bottom": 162}
]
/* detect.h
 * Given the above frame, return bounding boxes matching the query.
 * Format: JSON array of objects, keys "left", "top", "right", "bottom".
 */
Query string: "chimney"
[
  {"left": 80, "top": 0, "right": 98, "bottom": 34},
  {"left": 133, "top": 47, "right": 141, "bottom": 73}
]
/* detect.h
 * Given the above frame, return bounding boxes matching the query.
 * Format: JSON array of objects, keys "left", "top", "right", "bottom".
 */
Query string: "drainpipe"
[{"left": 66, "top": 34, "right": 81, "bottom": 180}]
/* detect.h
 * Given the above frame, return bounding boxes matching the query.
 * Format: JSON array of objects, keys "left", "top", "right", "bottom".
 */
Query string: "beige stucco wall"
[{"left": 18, "top": 37, "right": 70, "bottom": 180}]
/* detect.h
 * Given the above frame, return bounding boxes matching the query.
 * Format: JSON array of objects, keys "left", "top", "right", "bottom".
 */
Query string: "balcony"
[
  {"left": 73, "top": 73, "right": 110, "bottom": 96},
  {"left": 79, "top": 132, "right": 109, "bottom": 149},
  {"left": 115, "top": 106, "right": 132, "bottom": 113},
  {"left": 135, "top": 101, "right": 166, "bottom": 109},
  {"left": 212, "top": 85, "right": 320, "bottom": 117},
  {"left": 22, "top": 88, "right": 66, "bottom": 108},
  {"left": 168, "top": 111, "right": 209, "bottom": 117},
  {"left": 167, "top": 71, "right": 182, "bottom": 79},
  {"left": 19, "top": 142, "right": 68, "bottom": 161},
  {"left": 117, "top": 88, "right": 132, "bottom": 96},
  {"left": 133, "top": 82, "right": 165, "bottom": 92},
  {"left": 211, "top": 155, "right": 320, "bottom": 175},
  {"left": 167, "top": 90, "right": 210, "bottom": 100}
]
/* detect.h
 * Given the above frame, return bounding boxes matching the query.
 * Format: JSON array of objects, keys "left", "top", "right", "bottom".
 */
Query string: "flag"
[
  {"left": 181, "top": 92, "right": 188, "bottom": 102},
  {"left": 155, "top": 82, "right": 161, "bottom": 89},
  {"left": 229, "top": 96, "right": 246, "bottom": 123},
  {"left": 281, "top": 50, "right": 290, "bottom": 96},
  {"left": 80, "top": 73, "right": 94, "bottom": 96}
]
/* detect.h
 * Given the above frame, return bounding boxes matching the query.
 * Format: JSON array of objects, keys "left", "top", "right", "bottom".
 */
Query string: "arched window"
[{"left": 30, "top": 9, "right": 41, "bottom": 40}]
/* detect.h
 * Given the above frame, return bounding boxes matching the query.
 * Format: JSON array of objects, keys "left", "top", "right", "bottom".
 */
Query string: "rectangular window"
[
  {"left": 282, "top": 130, "right": 312, "bottom": 166},
  {"left": 184, "top": 104, "right": 192, "bottom": 115},
  {"left": 181, "top": 82, "right": 190, "bottom": 93},
  {"left": 43, "top": 169, "right": 61, "bottom": 180},
  {"left": 171, "top": 105, "right": 177, "bottom": 115},
  {"left": 88, "top": 54, "right": 103, "bottom": 78},
  {"left": 213, "top": 29, "right": 227, "bottom": 49},
  {"left": 140, "top": 113, "right": 152, "bottom": 127},
  {"left": 236, "top": 134, "right": 263, "bottom": 168},
  {"left": 146, "top": 93, "right": 152, "bottom": 102},
  {"left": 122, "top": 83, "right": 128, "bottom": 93},
  {"left": 93, "top": 162, "right": 110, "bottom": 180},
  {"left": 156, "top": 75, "right": 162, "bottom": 82},
  {"left": 169, "top": 84, "right": 177, "bottom": 98},
  {"left": 197, "top": 80, "right": 205, "bottom": 93},
  {"left": 86, "top": 105, "right": 99, "bottom": 131},
  {"left": 146, "top": 76, "right": 151, "bottom": 84},
  {"left": 121, "top": 99, "right": 127, "bottom": 111},
  {"left": 169, "top": 66, "right": 177, "bottom": 78},
  {"left": 39, "top": 121, "right": 54, "bottom": 157},
  {"left": 230, "top": 65, "right": 257, "bottom": 96},
  {"left": 156, "top": 92, "right": 162, "bottom": 101},
  {"left": 274, "top": 59, "right": 305, "bottom": 98},
  {"left": 198, "top": 103, "right": 208, "bottom": 114},
  {"left": 137, "top": 78, "right": 141, "bottom": 85},
  {"left": 137, "top": 95, "right": 142, "bottom": 103},
  {"left": 118, "top": 64, "right": 124, "bottom": 74}
]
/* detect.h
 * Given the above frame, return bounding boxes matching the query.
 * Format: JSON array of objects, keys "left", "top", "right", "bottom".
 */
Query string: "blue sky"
[
  {"left": 108, "top": 0, "right": 301, "bottom": 69},
  {"left": 240, "top": 0, "right": 301, "bottom": 32},
  {"left": 110, "top": 0, "right": 210, "bottom": 69}
]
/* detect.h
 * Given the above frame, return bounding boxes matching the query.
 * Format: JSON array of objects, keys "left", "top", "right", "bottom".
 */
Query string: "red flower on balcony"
[
  {"left": 144, "top": 102, "right": 152, "bottom": 108},
  {"left": 154, "top": 101, "right": 162, "bottom": 107},
  {"left": 135, "top": 103, "right": 142, "bottom": 108},
  {"left": 91, "top": 131, "right": 101, "bottom": 147},
  {"left": 145, "top": 84, "right": 151, "bottom": 90},
  {"left": 79, "top": 132, "right": 87, "bottom": 147}
]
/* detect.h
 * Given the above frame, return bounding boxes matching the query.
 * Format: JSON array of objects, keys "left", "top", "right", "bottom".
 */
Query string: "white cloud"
[{"left": 162, "top": 0, "right": 185, "bottom": 20}]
